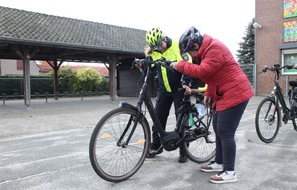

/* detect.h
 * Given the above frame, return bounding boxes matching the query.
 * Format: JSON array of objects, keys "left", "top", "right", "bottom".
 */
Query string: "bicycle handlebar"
[
  {"left": 258, "top": 64, "right": 294, "bottom": 74},
  {"left": 132, "top": 56, "right": 173, "bottom": 72}
]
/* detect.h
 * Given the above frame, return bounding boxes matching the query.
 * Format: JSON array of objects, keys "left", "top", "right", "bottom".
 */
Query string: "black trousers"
[
  {"left": 213, "top": 100, "right": 249, "bottom": 171},
  {"left": 150, "top": 90, "right": 183, "bottom": 149}
]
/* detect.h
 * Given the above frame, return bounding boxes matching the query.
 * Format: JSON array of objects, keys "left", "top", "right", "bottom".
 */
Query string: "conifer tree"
[{"left": 237, "top": 18, "right": 255, "bottom": 64}]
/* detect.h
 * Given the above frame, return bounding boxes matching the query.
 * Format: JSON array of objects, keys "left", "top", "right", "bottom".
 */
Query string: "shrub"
[
  {"left": 73, "top": 67, "right": 103, "bottom": 93},
  {"left": 48, "top": 66, "right": 76, "bottom": 93}
]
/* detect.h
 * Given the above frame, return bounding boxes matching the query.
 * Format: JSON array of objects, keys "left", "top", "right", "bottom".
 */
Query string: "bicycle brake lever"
[
  {"left": 163, "top": 60, "right": 174, "bottom": 72},
  {"left": 156, "top": 58, "right": 174, "bottom": 72}
]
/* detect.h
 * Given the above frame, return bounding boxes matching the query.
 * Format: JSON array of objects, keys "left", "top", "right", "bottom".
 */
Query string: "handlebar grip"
[
  {"left": 133, "top": 58, "right": 145, "bottom": 68},
  {"left": 165, "top": 60, "right": 172, "bottom": 65}
]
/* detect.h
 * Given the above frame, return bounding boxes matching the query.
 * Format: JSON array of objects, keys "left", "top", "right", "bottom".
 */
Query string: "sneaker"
[
  {"left": 146, "top": 147, "right": 163, "bottom": 158},
  {"left": 201, "top": 161, "right": 223, "bottom": 172},
  {"left": 209, "top": 171, "right": 238, "bottom": 184}
]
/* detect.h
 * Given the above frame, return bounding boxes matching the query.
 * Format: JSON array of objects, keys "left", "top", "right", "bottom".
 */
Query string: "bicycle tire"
[
  {"left": 180, "top": 110, "right": 216, "bottom": 163},
  {"left": 289, "top": 94, "right": 297, "bottom": 130},
  {"left": 89, "top": 107, "right": 150, "bottom": 182},
  {"left": 255, "top": 97, "right": 281, "bottom": 143}
]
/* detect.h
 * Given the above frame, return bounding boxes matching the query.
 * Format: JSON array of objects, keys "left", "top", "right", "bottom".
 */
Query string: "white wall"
[{"left": 0, "top": 59, "right": 41, "bottom": 75}]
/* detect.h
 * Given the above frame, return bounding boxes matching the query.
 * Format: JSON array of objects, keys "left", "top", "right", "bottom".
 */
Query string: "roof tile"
[{"left": 0, "top": 6, "right": 147, "bottom": 53}]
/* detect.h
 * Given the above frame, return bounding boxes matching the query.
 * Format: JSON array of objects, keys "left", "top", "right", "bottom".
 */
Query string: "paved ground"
[{"left": 1, "top": 95, "right": 297, "bottom": 190}]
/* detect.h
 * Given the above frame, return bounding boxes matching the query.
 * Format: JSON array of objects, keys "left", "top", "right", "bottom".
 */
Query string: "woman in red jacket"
[{"left": 170, "top": 26, "right": 254, "bottom": 184}]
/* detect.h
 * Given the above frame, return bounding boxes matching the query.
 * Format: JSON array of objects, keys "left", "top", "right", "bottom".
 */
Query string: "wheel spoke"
[{"left": 89, "top": 108, "right": 150, "bottom": 182}]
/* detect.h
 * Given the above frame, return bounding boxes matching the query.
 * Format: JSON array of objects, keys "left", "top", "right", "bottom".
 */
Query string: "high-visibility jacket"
[{"left": 149, "top": 37, "right": 192, "bottom": 92}]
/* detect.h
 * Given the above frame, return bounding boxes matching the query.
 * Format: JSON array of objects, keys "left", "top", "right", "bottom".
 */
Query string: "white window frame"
[{"left": 282, "top": 49, "right": 297, "bottom": 75}]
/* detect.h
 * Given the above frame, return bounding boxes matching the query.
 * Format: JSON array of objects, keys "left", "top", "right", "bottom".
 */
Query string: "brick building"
[{"left": 255, "top": 0, "right": 297, "bottom": 96}]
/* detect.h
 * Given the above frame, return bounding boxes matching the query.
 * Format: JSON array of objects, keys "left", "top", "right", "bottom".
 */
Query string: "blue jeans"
[{"left": 213, "top": 100, "right": 249, "bottom": 171}]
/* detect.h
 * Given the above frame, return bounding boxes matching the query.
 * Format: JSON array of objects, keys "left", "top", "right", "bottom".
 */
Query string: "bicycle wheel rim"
[
  {"left": 181, "top": 112, "right": 216, "bottom": 163},
  {"left": 89, "top": 108, "right": 150, "bottom": 182},
  {"left": 255, "top": 97, "right": 280, "bottom": 143}
]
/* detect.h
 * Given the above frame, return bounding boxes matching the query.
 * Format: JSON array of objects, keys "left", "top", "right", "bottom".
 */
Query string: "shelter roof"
[{"left": 0, "top": 6, "right": 147, "bottom": 62}]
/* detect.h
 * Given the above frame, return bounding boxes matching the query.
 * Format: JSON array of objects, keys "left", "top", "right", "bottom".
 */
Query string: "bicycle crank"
[{"left": 161, "top": 131, "right": 180, "bottom": 151}]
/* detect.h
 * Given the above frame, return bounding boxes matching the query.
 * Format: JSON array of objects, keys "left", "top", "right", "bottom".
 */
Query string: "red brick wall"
[{"left": 255, "top": 0, "right": 297, "bottom": 95}]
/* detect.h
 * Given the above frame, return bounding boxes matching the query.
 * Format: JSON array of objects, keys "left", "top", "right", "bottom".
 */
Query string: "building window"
[{"left": 282, "top": 49, "right": 297, "bottom": 75}]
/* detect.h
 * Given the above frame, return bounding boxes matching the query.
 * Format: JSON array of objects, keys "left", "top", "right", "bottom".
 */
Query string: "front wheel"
[
  {"left": 255, "top": 97, "right": 281, "bottom": 143},
  {"left": 89, "top": 107, "right": 150, "bottom": 182},
  {"left": 180, "top": 110, "right": 216, "bottom": 163}
]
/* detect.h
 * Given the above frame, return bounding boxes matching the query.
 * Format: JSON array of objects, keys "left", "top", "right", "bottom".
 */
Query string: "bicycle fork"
[{"left": 117, "top": 111, "right": 142, "bottom": 148}]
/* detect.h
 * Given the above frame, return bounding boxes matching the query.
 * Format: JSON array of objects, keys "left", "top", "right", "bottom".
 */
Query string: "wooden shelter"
[{"left": 0, "top": 6, "right": 147, "bottom": 106}]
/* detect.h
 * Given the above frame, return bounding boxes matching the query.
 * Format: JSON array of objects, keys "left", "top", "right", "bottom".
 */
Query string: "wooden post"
[
  {"left": 109, "top": 55, "right": 117, "bottom": 101},
  {"left": 23, "top": 56, "right": 31, "bottom": 107}
]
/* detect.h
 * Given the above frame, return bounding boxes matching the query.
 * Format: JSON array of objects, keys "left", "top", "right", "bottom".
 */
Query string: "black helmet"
[{"left": 179, "top": 26, "right": 203, "bottom": 54}]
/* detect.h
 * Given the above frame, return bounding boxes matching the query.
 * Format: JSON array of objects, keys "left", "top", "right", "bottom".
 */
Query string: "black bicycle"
[
  {"left": 89, "top": 56, "right": 215, "bottom": 182},
  {"left": 255, "top": 64, "right": 297, "bottom": 143}
]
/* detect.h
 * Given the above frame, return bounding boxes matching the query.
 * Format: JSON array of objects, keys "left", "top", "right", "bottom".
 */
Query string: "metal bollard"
[
  {"left": 45, "top": 92, "right": 48, "bottom": 103},
  {"left": 2, "top": 93, "right": 6, "bottom": 105},
  {"left": 81, "top": 92, "right": 84, "bottom": 101}
]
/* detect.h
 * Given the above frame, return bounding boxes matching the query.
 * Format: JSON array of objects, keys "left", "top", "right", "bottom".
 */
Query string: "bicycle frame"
[
  {"left": 273, "top": 75, "right": 297, "bottom": 127},
  {"left": 120, "top": 59, "right": 182, "bottom": 151},
  {"left": 272, "top": 69, "right": 292, "bottom": 122},
  {"left": 255, "top": 64, "right": 297, "bottom": 143},
  {"left": 89, "top": 57, "right": 216, "bottom": 182}
]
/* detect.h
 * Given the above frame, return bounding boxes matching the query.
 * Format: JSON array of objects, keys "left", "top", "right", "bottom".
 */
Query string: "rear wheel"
[
  {"left": 180, "top": 109, "right": 216, "bottom": 163},
  {"left": 89, "top": 107, "right": 150, "bottom": 182},
  {"left": 255, "top": 97, "right": 281, "bottom": 143}
]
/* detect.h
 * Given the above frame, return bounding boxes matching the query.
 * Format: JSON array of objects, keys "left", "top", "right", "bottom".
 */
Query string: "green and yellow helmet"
[{"left": 146, "top": 27, "right": 165, "bottom": 50}]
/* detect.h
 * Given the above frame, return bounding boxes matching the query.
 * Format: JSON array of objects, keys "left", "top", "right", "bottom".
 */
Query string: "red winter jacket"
[{"left": 177, "top": 34, "right": 254, "bottom": 112}]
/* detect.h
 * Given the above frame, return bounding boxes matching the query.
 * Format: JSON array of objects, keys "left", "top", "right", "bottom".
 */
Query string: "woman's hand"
[
  {"left": 183, "top": 85, "right": 192, "bottom": 95},
  {"left": 204, "top": 96, "right": 211, "bottom": 107},
  {"left": 170, "top": 62, "right": 179, "bottom": 70}
]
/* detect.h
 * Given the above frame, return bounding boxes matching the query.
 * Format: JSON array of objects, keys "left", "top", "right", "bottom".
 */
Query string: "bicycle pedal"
[
  {"left": 193, "top": 127, "right": 206, "bottom": 135},
  {"left": 185, "top": 128, "right": 206, "bottom": 140}
]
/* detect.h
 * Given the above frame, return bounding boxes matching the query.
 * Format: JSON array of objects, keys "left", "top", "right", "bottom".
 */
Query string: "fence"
[
  {"left": 0, "top": 91, "right": 109, "bottom": 105},
  {"left": 240, "top": 64, "right": 254, "bottom": 87}
]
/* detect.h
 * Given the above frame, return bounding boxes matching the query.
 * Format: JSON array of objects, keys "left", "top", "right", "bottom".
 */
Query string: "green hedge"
[
  {"left": 0, "top": 75, "right": 108, "bottom": 95},
  {"left": 0, "top": 77, "right": 53, "bottom": 95}
]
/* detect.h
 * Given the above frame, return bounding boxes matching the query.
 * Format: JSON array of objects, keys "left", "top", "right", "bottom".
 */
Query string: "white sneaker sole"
[
  {"left": 209, "top": 178, "right": 238, "bottom": 184},
  {"left": 201, "top": 168, "right": 223, "bottom": 173}
]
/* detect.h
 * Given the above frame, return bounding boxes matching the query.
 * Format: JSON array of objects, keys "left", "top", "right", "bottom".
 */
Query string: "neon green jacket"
[{"left": 149, "top": 37, "right": 192, "bottom": 92}]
